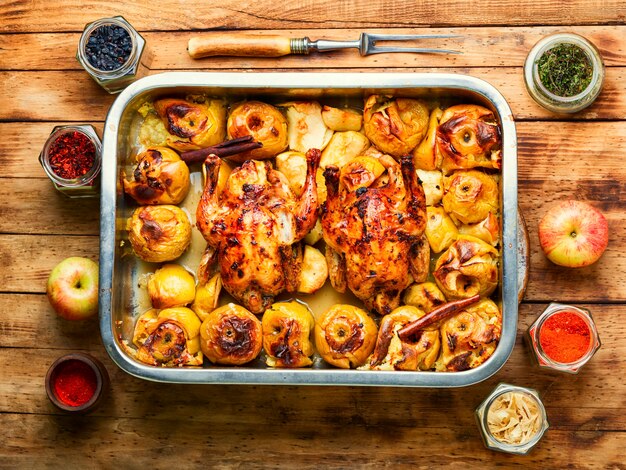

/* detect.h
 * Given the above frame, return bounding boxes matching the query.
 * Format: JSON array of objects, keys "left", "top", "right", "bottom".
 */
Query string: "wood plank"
[
  {"left": 0, "top": 414, "right": 626, "bottom": 469},
  {"left": 0, "top": 235, "right": 99, "bottom": 294},
  {"left": 2, "top": 0, "right": 625, "bottom": 33},
  {"left": 0, "top": 294, "right": 101, "bottom": 350},
  {"left": 3, "top": 121, "right": 626, "bottom": 179},
  {"left": 1, "top": 303, "right": 624, "bottom": 421},
  {"left": 1, "top": 69, "right": 626, "bottom": 122},
  {"left": 1, "top": 120, "right": 625, "bottom": 300},
  {"left": 0, "top": 123, "right": 103, "bottom": 179},
  {"left": 2, "top": 26, "right": 626, "bottom": 71},
  {"left": 0, "top": 178, "right": 99, "bottom": 235},
  {"left": 1, "top": 412, "right": 624, "bottom": 468},
  {"left": 518, "top": 123, "right": 626, "bottom": 303}
]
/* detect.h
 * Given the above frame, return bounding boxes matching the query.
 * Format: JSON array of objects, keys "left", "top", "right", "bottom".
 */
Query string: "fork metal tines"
[{"left": 293, "top": 32, "right": 462, "bottom": 56}]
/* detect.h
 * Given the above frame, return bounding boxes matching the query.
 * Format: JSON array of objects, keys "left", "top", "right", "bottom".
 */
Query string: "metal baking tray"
[{"left": 99, "top": 72, "right": 518, "bottom": 387}]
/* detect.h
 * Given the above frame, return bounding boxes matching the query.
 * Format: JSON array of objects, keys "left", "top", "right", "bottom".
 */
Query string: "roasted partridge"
[
  {"left": 196, "top": 149, "right": 321, "bottom": 314},
  {"left": 321, "top": 154, "right": 427, "bottom": 315}
]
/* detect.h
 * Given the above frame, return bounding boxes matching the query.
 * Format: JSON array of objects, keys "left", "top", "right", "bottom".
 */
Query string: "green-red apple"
[
  {"left": 46, "top": 257, "right": 99, "bottom": 320},
  {"left": 538, "top": 200, "right": 609, "bottom": 268}
]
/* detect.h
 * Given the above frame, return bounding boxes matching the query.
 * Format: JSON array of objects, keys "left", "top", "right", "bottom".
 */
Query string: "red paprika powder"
[
  {"left": 52, "top": 359, "right": 98, "bottom": 407},
  {"left": 48, "top": 131, "right": 96, "bottom": 180},
  {"left": 538, "top": 310, "right": 591, "bottom": 363}
]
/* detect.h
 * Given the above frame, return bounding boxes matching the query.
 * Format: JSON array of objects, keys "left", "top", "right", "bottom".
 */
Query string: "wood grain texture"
[
  {"left": 2, "top": 4, "right": 626, "bottom": 467},
  {"left": 1, "top": 68, "right": 626, "bottom": 122},
  {"left": 0, "top": 235, "right": 99, "bottom": 293},
  {"left": 2, "top": 0, "right": 625, "bottom": 33},
  {"left": 0, "top": 294, "right": 101, "bottom": 349},
  {"left": 2, "top": 121, "right": 623, "bottom": 303},
  {"left": 0, "top": 178, "right": 99, "bottom": 235},
  {"left": 1, "top": 301, "right": 625, "bottom": 467},
  {"left": 2, "top": 27, "right": 625, "bottom": 71},
  {"left": 2, "top": 303, "right": 624, "bottom": 415},
  {"left": 1, "top": 412, "right": 622, "bottom": 469},
  {"left": 3, "top": 121, "right": 625, "bottom": 177}
]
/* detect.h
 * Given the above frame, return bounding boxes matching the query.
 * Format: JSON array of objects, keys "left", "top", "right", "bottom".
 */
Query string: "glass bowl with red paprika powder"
[
  {"left": 39, "top": 125, "right": 102, "bottom": 197},
  {"left": 526, "top": 303, "right": 601, "bottom": 374},
  {"left": 45, "top": 353, "right": 109, "bottom": 413}
]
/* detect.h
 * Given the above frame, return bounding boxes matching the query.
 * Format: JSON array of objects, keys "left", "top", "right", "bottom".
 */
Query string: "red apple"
[
  {"left": 47, "top": 257, "right": 99, "bottom": 320},
  {"left": 538, "top": 200, "right": 609, "bottom": 268}
]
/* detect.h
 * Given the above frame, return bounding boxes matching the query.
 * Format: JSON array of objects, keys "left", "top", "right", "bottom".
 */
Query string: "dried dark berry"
[{"left": 84, "top": 24, "right": 132, "bottom": 72}]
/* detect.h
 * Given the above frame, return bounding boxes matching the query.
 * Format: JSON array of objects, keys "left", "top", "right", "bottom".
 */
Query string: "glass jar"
[
  {"left": 39, "top": 125, "right": 102, "bottom": 198},
  {"left": 526, "top": 302, "right": 601, "bottom": 374},
  {"left": 475, "top": 383, "right": 549, "bottom": 455},
  {"left": 524, "top": 33, "right": 604, "bottom": 113},
  {"left": 76, "top": 16, "right": 151, "bottom": 94}
]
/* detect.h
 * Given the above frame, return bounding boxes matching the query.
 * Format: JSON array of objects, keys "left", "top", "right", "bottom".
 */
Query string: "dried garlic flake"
[{"left": 487, "top": 392, "right": 542, "bottom": 445}]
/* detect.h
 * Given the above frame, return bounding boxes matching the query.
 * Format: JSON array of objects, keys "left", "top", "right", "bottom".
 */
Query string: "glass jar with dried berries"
[{"left": 76, "top": 16, "right": 151, "bottom": 94}]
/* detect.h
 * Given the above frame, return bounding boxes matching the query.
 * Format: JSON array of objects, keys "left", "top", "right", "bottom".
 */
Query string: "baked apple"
[
  {"left": 403, "top": 282, "right": 447, "bottom": 313},
  {"left": 127, "top": 205, "right": 192, "bottom": 263},
  {"left": 262, "top": 301, "right": 315, "bottom": 368},
  {"left": 200, "top": 303, "right": 263, "bottom": 366},
  {"left": 321, "top": 105, "right": 363, "bottom": 131},
  {"left": 153, "top": 97, "right": 227, "bottom": 152},
  {"left": 363, "top": 95, "right": 429, "bottom": 157},
  {"left": 148, "top": 264, "right": 196, "bottom": 309},
  {"left": 315, "top": 304, "right": 377, "bottom": 369},
  {"left": 191, "top": 273, "right": 222, "bottom": 322},
  {"left": 436, "top": 104, "right": 501, "bottom": 174},
  {"left": 124, "top": 147, "right": 190, "bottom": 205},
  {"left": 319, "top": 131, "right": 370, "bottom": 169},
  {"left": 298, "top": 245, "right": 328, "bottom": 294},
  {"left": 413, "top": 107, "right": 443, "bottom": 170},
  {"left": 425, "top": 206, "right": 458, "bottom": 253},
  {"left": 416, "top": 169, "right": 443, "bottom": 206},
  {"left": 282, "top": 101, "right": 333, "bottom": 153},
  {"left": 458, "top": 212, "right": 500, "bottom": 246},
  {"left": 365, "top": 306, "right": 440, "bottom": 371},
  {"left": 134, "top": 307, "right": 203, "bottom": 366},
  {"left": 436, "top": 299, "right": 501, "bottom": 371},
  {"left": 433, "top": 235, "right": 499, "bottom": 300},
  {"left": 227, "top": 101, "right": 288, "bottom": 160},
  {"left": 275, "top": 150, "right": 327, "bottom": 203},
  {"left": 442, "top": 170, "right": 499, "bottom": 225}
]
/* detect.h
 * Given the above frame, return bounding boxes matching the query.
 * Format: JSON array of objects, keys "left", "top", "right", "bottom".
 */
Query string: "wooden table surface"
[{"left": 1, "top": 1, "right": 625, "bottom": 468}]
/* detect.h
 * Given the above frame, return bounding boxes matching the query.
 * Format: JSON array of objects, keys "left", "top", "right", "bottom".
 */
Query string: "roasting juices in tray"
[{"left": 115, "top": 90, "right": 506, "bottom": 373}]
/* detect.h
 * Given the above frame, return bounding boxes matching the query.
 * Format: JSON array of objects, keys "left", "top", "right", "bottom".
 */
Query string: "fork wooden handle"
[{"left": 188, "top": 34, "right": 293, "bottom": 59}]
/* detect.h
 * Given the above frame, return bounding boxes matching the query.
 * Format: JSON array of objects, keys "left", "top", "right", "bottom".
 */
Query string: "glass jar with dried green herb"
[{"left": 524, "top": 33, "right": 604, "bottom": 113}]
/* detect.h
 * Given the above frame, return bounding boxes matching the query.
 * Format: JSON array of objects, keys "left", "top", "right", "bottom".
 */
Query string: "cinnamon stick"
[
  {"left": 397, "top": 294, "right": 481, "bottom": 340},
  {"left": 180, "top": 136, "right": 262, "bottom": 164}
]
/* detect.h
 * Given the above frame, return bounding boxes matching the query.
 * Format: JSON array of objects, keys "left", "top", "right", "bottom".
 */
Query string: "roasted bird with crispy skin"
[
  {"left": 196, "top": 149, "right": 321, "bottom": 314},
  {"left": 321, "top": 154, "right": 427, "bottom": 315}
]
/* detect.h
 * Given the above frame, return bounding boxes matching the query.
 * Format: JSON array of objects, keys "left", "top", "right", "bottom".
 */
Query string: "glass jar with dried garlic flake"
[{"left": 475, "top": 383, "right": 549, "bottom": 455}]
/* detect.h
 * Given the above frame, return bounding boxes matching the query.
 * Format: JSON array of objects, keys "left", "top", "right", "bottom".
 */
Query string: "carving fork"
[{"left": 188, "top": 32, "right": 461, "bottom": 59}]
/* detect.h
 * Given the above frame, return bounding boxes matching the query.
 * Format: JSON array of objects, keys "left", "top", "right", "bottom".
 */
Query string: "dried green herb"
[{"left": 536, "top": 43, "right": 593, "bottom": 97}]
